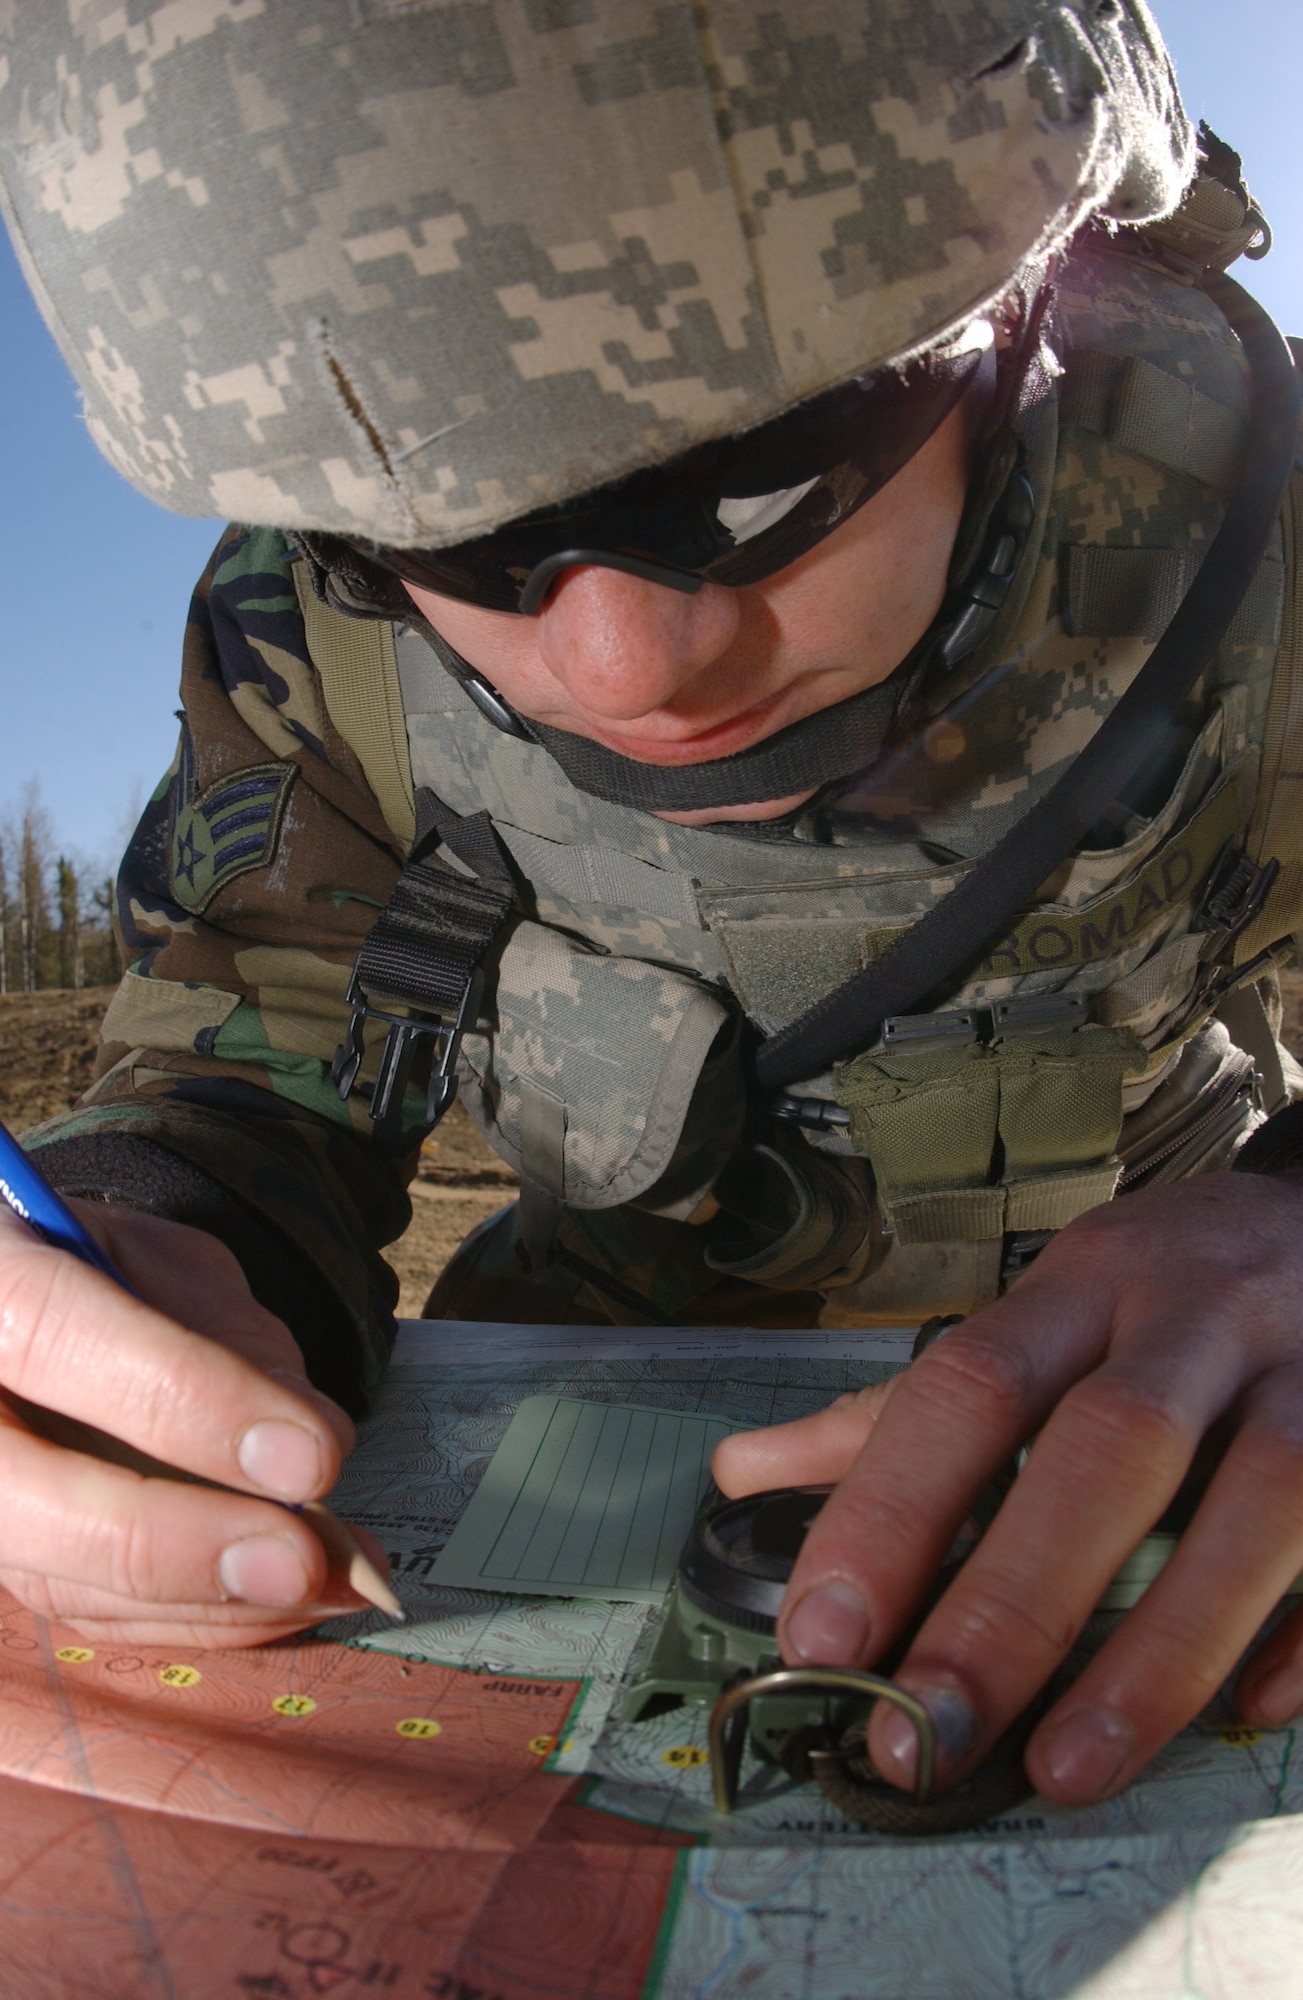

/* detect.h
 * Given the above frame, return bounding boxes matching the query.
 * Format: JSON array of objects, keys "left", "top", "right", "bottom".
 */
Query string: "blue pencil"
[
  {"left": 0, "top": 1117, "right": 140, "bottom": 1292},
  {"left": 0, "top": 1115, "right": 403, "bottom": 1619}
]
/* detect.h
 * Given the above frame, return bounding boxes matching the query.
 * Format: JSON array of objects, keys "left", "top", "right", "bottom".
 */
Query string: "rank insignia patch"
[{"left": 170, "top": 743, "right": 296, "bottom": 915}]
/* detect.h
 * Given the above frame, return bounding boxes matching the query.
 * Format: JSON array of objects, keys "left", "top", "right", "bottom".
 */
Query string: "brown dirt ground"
[
  {"left": 387, "top": 1103, "right": 518, "bottom": 1317},
  {"left": 0, "top": 988, "right": 118, "bottom": 1134},
  {"left": 3, "top": 971, "right": 1301, "bottom": 1318}
]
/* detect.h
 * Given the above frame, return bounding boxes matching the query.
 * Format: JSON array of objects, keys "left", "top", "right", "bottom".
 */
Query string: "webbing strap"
[
  {"left": 352, "top": 864, "right": 508, "bottom": 1014},
  {"left": 355, "top": 800, "right": 513, "bottom": 1014},
  {"left": 293, "top": 559, "right": 416, "bottom": 850},
  {"left": 334, "top": 790, "right": 515, "bottom": 1145},
  {"left": 1060, "top": 350, "right": 1247, "bottom": 489},
  {"left": 1064, "top": 546, "right": 1190, "bottom": 640},
  {"left": 1064, "top": 543, "right": 1286, "bottom": 647},
  {"left": 756, "top": 278, "right": 1302, "bottom": 1094},
  {"left": 887, "top": 1166, "right": 1122, "bottom": 1243}
]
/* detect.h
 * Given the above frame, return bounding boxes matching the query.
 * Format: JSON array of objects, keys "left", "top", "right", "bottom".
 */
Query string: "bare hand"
[
  {"left": 713, "top": 1173, "right": 1303, "bottom": 1807},
  {"left": 0, "top": 1200, "right": 387, "bottom": 1646}
]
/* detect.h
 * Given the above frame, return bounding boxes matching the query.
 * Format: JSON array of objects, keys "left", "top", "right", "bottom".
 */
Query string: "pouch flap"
[
  {"left": 458, "top": 922, "right": 730, "bottom": 1209},
  {"left": 100, "top": 970, "right": 241, "bottom": 1055}
]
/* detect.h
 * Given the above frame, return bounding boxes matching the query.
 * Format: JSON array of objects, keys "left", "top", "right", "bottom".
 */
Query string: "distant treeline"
[{"left": 0, "top": 787, "right": 120, "bottom": 993}]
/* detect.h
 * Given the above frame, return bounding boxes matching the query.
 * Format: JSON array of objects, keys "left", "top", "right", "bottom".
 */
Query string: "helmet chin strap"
[
  {"left": 410, "top": 459, "right": 1035, "bottom": 817},
  {"left": 530, "top": 678, "right": 901, "bottom": 815},
  {"left": 413, "top": 615, "right": 901, "bottom": 813}
]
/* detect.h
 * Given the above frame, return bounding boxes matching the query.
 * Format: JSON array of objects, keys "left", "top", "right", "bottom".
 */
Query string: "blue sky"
[{"left": 1, "top": 1, "right": 1300, "bottom": 869}]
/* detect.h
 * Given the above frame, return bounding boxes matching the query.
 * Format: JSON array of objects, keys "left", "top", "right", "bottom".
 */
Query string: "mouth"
[{"left": 569, "top": 686, "right": 810, "bottom": 765}]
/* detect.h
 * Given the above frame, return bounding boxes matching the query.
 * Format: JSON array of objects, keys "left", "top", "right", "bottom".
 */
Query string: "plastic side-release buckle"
[
  {"left": 989, "top": 992, "right": 1089, "bottom": 1040},
  {"left": 333, "top": 966, "right": 484, "bottom": 1148},
  {"left": 880, "top": 1007, "right": 980, "bottom": 1049}
]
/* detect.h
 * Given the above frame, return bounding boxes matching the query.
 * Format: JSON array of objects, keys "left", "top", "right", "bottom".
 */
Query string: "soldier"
[{"left": 2, "top": 0, "right": 1302, "bottom": 1808}]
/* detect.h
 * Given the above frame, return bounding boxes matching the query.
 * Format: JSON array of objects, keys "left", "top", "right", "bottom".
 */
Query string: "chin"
[{"left": 654, "top": 789, "right": 818, "bottom": 826}]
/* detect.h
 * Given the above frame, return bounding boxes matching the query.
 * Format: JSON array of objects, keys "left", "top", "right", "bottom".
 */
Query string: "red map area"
[{"left": 0, "top": 1596, "right": 684, "bottom": 1998}]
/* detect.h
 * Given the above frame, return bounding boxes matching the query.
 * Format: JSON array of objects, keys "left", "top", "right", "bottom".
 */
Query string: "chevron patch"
[{"left": 171, "top": 747, "right": 296, "bottom": 915}]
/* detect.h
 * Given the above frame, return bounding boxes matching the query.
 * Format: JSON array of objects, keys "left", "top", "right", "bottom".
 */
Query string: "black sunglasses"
[{"left": 359, "top": 330, "right": 991, "bottom": 616}]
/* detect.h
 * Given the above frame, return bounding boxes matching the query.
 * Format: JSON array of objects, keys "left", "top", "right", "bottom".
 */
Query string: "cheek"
[
  {"left": 763, "top": 452, "right": 965, "bottom": 660},
  {"left": 757, "top": 543, "right": 914, "bottom": 665}
]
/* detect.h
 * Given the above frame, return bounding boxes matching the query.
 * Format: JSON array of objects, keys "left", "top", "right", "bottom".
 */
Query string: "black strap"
[
  {"left": 757, "top": 276, "right": 1302, "bottom": 1093},
  {"left": 333, "top": 791, "right": 515, "bottom": 1146},
  {"left": 356, "top": 795, "right": 512, "bottom": 1013},
  {"left": 529, "top": 679, "right": 899, "bottom": 813}
]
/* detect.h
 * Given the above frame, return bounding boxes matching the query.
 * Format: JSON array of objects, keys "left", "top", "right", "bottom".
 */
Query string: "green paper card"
[{"left": 431, "top": 1395, "right": 732, "bottom": 1601}]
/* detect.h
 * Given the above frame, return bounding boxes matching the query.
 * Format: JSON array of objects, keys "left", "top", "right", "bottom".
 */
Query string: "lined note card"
[{"left": 431, "top": 1396, "right": 731, "bottom": 1601}]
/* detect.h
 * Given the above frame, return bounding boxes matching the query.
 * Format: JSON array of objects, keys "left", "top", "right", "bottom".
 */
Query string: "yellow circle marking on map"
[
  {"left": 662, "top": 1745, "right": 708, "bottom": 1769},
  {"left": 271, "top": 1694, "right": 318, "bottom": 1718},
  {"left": 54, "top": 1646, "right": 94, "bottom": 1665},
  {"left": 1220, "top": 1727, "right": 1263, "bottom": 1747},
  {"left": 158, "top": 1664, "right": 201, "bottom": 1689},
  {"left": 528, "top": 1735, "right": 556, "bottom": 1757},
  {"left": 395, "top": 1717, "right": 442, "bottom": 1740}
]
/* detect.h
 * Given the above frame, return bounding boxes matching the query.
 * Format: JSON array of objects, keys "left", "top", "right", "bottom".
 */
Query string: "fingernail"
[
  {"left": 1251, "top": 1664, "right": 1303, "bottom": 1727},
  {"left": 783, "top": 1582, "right": 871, "bottom": 1664},
  {"left": 1042, "top": 1707, "right": 1135, "bottom": 1801},
  {"left": 876, "top": 1687, "right": 977, "bottom": 1781},
  {"left": 237, "top": 1419, "right": 321, "bottom": 1500},
  {"left": 218, "top": 1535, "right": 311, "bottom": 1607}
]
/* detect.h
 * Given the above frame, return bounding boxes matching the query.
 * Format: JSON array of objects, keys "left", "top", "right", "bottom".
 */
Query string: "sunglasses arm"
[{"left": 517, "top": 546, "right": 706, "bottom": 615}]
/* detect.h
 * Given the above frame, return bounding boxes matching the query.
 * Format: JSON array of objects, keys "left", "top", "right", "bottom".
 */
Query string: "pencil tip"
[
  {"left": 302, "top": 1499, "right": 405, "bottom": 1620},
  {"left": 361, "top": 1579, "right": 405, "bottom": 1620}
]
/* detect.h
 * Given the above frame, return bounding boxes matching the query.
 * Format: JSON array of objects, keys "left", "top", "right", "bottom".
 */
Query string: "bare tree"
[
  {"left": 18, "top": 839, "right": 34, "bottom": 993},
  {"left": 16, "top": 785, "right": 54, "bottom": 993},
  {"left": 85, "top": 876, "right": 121, "bottom": 988},
  {"left": 0, "top": 785, "right": 123, "bottom": 993},
  {"left": 0, "top": 835, "right": 9, "bottom": 996},
  {"left": 56, "top": 858, "right": 84, "bottom": 989}
]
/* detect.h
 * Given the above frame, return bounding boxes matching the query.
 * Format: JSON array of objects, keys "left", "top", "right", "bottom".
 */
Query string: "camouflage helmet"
[{"left": 0, "top": 1, "right": 1192, "bottom": 547}]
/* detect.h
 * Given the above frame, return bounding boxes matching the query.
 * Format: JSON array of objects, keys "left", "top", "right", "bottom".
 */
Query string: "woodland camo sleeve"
[{"left": 23, "top": 525, "right": 419, "bottom": 1410}]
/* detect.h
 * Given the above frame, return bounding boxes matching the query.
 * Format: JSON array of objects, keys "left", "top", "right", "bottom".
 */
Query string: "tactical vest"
[{"left": 296, "top": 250, "right": 1303, "bottom": 1324}]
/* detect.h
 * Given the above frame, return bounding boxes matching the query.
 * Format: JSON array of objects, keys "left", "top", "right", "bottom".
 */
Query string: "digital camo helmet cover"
[{"left": 0, "top": 1, "right": 1193, "bottom": 546}]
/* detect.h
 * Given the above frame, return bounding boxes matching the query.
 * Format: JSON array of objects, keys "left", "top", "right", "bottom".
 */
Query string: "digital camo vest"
[{"left": 299, "top": 249, "right": 1303, "bottom": 1324}]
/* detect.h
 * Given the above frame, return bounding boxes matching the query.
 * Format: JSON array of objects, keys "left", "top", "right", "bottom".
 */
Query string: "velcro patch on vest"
[
  {"left": 711, "top": 775, "right": 1244, "bottom": 1028},
  {"left": 171, "top": 761, "right": 297, "bottom": 914}
]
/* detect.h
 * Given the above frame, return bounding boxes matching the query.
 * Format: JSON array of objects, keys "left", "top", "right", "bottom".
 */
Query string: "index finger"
[
  {"left": 712, "top": 1382, "right": 898, "bottom": 1497},
  {"left": 0, "top": 1208, "right": 343, "bottom": 1503}
]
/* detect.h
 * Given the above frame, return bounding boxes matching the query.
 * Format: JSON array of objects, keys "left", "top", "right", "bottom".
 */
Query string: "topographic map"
[{"left": 1, "top": 1320, "right": 1302, "bottom": 1999}]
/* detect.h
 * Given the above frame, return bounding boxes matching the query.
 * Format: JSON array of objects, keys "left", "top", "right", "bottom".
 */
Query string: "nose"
[{"left": 534, "top": 564, "right": 741, "bottom": 721}]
